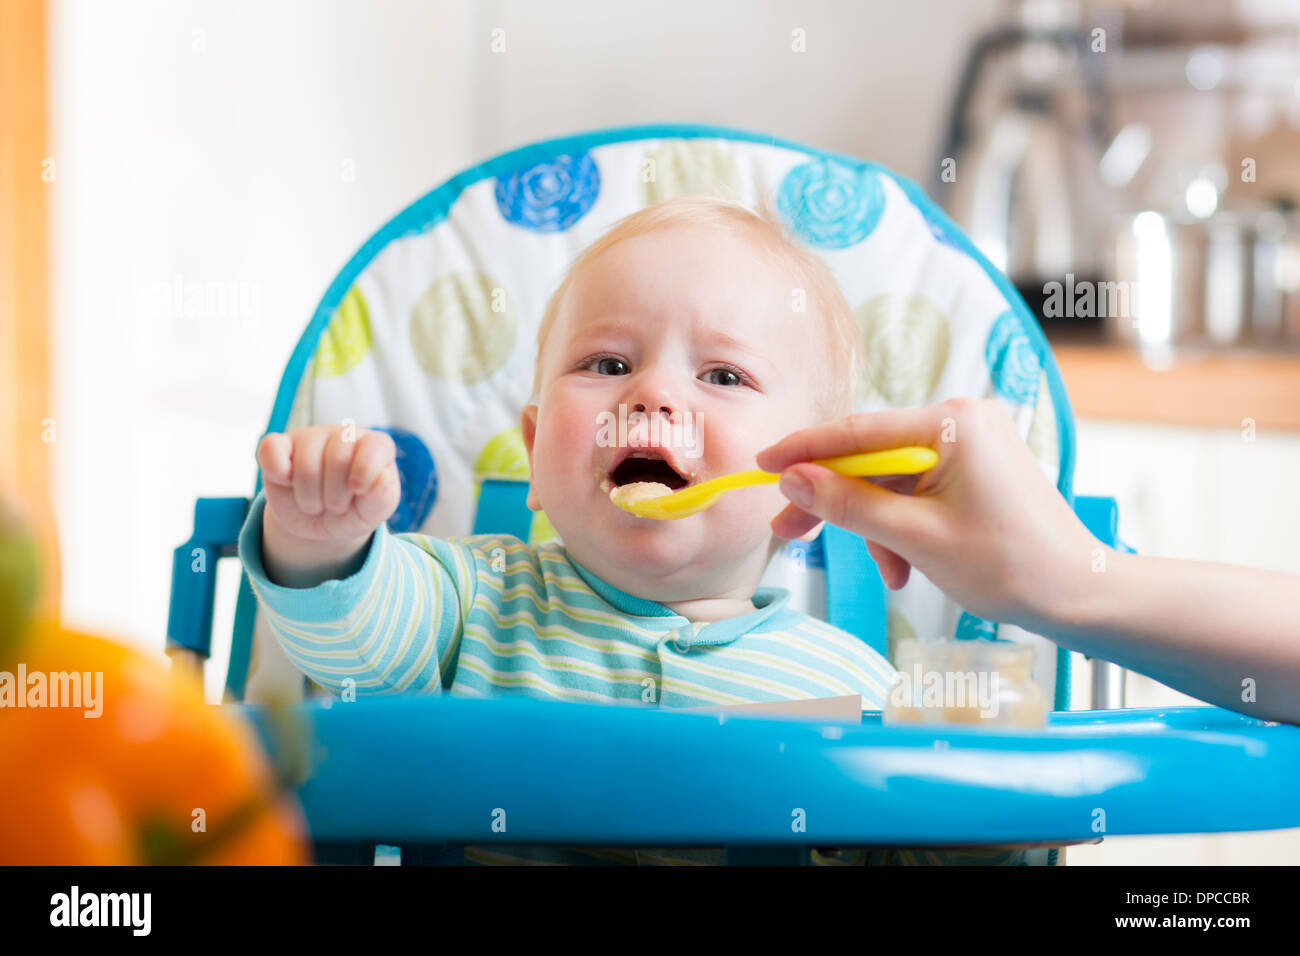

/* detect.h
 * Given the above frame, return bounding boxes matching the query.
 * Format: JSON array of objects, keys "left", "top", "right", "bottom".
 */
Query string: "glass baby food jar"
[{"left": 883, "top": 638, "right": 1048, "bottom": 729}]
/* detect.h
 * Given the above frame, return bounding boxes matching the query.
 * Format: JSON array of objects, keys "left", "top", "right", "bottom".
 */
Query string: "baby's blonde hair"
[{"left": 528, "top": 194, "right": 861, "bottom": 423}]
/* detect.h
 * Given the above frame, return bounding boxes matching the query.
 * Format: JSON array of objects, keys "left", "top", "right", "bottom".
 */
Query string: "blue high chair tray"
[
  {"left": 169, "top": 123, "right": 1300, "bottom": 864},
  {"left": 238, "top": 696, "right": 1300, "bottom": 847}
]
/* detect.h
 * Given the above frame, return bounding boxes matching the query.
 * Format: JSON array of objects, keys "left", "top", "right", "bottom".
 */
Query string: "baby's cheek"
[{"left": 540, "top": 425, "right": 597, "bottom": 496}]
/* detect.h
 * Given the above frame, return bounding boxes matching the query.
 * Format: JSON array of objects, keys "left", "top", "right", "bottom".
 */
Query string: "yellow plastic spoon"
[{"left": 609, "top": 446, "right": 939, "bottom": 520}]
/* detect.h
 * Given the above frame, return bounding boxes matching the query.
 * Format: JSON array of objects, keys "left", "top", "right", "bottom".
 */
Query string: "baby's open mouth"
[
  {"left": 611, "top": 455, "right": 689, "bottom": 489},
  {"left": 598, "top": 449, "right": 693, "bottom": 497}
]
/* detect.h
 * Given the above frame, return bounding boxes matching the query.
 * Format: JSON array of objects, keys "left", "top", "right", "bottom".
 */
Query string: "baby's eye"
[
  {"left": 588, "top": 356, "right": 629, "bottom": 376},
  {"left": 701, "top": 367, "right": 745, "bottom": 387}
]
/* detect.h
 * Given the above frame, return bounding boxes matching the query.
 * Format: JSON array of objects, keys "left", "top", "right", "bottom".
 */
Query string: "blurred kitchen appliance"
[
  {"left": 1109, "top": 200, "right": 1300, "bottom": 351},
  {"left": 937, "top": 1, "right": 1300, "bottom": 352},
  {"left": 934, "top": 22, "right": 1115, "bottom": 335}
]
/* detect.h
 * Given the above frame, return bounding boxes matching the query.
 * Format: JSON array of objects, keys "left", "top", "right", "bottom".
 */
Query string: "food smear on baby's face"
[{"left": 609, "top": 481, "right": 673, "bottom": 512}]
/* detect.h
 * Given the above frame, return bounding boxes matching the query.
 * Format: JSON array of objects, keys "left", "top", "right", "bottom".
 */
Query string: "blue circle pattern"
[
  {"left": 985, "top": 310, "right": 1043, "bottom": 405},
  {"left": 375, "top": 426, "right": 438, "bottom": 533},
  {"left": 924, "top": 210, "right": 962, "bottom": 250},
  {"left": 495, "top": 152, "right": 600, "bottom": 232},
  {"left": 777, "top": 159, "right": 885, "bottom": 249},
  {"left": 955, "top": 611, "right": 999, "bottom": 641}
]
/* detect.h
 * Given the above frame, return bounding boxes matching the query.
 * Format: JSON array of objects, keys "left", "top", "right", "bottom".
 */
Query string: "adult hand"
[{"left": 755, "top": 398, "right": 1097, "bottom": 633}]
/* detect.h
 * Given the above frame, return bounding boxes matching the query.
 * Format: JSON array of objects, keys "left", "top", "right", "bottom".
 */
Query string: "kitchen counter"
[{"left": 1049, "top": 342, "right": 1300, "bottom": 432}]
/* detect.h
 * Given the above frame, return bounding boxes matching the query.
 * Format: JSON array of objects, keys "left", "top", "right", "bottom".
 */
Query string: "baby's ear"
[
  {"left": 520, "top": 404, "right": 538, "bottom": 458},
  {"left": 521, "top": 404, "right": 540, "bottom": 511}
]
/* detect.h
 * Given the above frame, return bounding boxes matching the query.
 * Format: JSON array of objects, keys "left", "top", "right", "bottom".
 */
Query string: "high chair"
[{"left": 167, "top": 124, "right": 1300, "bottom": 865}]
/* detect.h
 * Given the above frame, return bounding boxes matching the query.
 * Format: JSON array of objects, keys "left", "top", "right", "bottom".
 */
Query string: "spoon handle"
[
  {"left": 724, "top": 446, "right": 939, "bottom": 492},
  {"left": 811, "top": 446, "right": 939, "bottom": 477}
]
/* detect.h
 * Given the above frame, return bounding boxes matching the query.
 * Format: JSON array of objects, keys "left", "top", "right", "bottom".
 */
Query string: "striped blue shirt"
[{"left": 238, "top": 490, "right": 897, "bottom": 707}]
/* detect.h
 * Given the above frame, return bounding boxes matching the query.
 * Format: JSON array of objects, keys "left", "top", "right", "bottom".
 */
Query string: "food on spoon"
[{"left": 609, "top": 481, "right": 674, "bottom": 509}]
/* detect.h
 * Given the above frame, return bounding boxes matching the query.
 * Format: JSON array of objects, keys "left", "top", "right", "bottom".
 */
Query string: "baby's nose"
[
  {"left": 633, "top": 401, "right": 676, "bottom": 420},
  {"left": 623, "top": 402, "right": 681, "bottom": 447}
]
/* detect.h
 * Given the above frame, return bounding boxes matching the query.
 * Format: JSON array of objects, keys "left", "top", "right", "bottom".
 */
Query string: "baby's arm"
[
  {"left": 261, "top": 496, "right": 371, "bottom": 590},
  {"left": 237, "top": 425, "right": 475, "bottom": 696}
]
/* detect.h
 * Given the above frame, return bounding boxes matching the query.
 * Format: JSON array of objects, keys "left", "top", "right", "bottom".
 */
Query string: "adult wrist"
[{"left": 1026, "top": 542, "right": 1135, "bottom": 653}]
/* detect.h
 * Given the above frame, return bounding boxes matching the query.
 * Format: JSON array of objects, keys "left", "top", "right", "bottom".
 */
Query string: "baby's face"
[{"left": 521, "top": 222, "right": 828, "bottom": 604}]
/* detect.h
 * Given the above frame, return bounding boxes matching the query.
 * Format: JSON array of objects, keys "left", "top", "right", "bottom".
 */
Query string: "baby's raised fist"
[{"left": 256, "top": 423, "right": 400, "bottom": 545}]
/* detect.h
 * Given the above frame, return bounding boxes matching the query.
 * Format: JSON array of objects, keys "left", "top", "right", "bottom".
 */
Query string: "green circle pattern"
[
  {"left": 316, "top": 284, "right": 374, "bottom": 378},
  {"left": 410, "top": 272, "right": 517, "bottom": 384},
  {"left": 856, "top": 293, "right": 951, "bottom": 406},
  {"left": 638, "top": 141, "right": 742, "bottom": 206}
]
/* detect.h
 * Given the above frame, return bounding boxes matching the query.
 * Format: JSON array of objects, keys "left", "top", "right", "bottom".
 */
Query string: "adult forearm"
[{"left": 1036, "top": 552, "right": 1300, "bottom": 724}]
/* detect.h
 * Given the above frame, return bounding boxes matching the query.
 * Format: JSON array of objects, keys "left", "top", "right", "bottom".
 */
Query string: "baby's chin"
[{"left": 569, "top": 509, "right": 774, "bottom": 577}]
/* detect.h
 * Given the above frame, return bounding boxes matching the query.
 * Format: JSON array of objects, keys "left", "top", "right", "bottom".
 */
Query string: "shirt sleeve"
[{"left": 236, "top": 489, "right": 480, "bottom": 696}]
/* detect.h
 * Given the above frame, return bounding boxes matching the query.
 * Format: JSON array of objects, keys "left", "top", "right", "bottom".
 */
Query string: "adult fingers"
[
  {"left": 769, "top": 480, "right": 917, "bottom": 589},
  {"left": 769, "top": 500, "right": 823, "bottom": 541},
  {"left": 755, "top": 406, "right": 945, "bottom": 474},
  {"left": 780, "top": 462, "right": 937, "bottom": 559},
  {"left": 867, "top": 473, "right": 923, "bottom": 496},
  {"left": 864, "top": 539, "right": 911, "bottom": 590}
]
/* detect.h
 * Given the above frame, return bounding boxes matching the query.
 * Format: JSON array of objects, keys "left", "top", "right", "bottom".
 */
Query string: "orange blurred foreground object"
[{"left": 0, "top": 623, "right": 311, "bottom": 865}]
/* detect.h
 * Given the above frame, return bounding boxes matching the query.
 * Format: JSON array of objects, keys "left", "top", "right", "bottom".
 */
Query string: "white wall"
[
  {"left": 50, "top": 0, "right": 479, "bottom": 699},
  {"left": 468, "top": 0, "right": 1004, "bottom": 181}
]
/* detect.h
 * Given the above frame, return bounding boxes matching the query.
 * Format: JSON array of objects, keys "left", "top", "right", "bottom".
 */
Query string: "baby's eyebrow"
[
  {"left": 698, "top": 328, "right": 769, "bottom": 365},
  {"left": 569, "top": 320, "right": 634, "bottom": 344}
]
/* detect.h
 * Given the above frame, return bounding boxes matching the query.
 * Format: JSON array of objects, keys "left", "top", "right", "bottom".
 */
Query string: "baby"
[
  {"left": 520, "top": 194, "right": 864, "bottom": 620},
  {"left": 240, "top": 195, "right": 1015, "bottom": 866}
]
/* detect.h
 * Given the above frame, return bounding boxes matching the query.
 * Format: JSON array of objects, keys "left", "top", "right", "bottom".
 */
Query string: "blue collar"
[{"left": 563, "top": 549, "right": 792, "bottom": 646}]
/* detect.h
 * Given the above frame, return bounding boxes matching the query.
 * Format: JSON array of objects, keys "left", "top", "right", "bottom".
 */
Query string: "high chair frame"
[{"left": 168, "top": 124, "right": 1300, "bottom": 865}]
